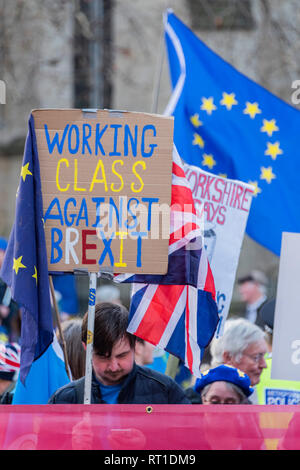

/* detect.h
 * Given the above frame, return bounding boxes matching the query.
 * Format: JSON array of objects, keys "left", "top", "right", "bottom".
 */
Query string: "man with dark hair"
[{"left": 49, "top": 302, "right": 190, "bottom": 404}]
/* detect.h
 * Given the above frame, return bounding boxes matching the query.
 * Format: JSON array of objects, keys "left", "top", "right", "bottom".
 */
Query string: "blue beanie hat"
[
  {"left": 194, "top": 364, "right": 254, "bottom": 397},
  {"left": 0, "top": 238, "right": 7, "bottom": 251}
]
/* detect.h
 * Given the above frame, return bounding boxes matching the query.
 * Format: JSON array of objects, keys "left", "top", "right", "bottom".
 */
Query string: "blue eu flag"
[
  {"left": 164, "top": 10, "right": 300, "bottom": 256},
  {"left": 0, "top": 115, "right": 69, "bottom": 401}
]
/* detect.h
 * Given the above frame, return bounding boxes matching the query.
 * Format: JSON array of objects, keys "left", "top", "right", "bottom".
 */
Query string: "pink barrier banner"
[{"left": 0, "top": 404, "right": 299, "bottom": 450}]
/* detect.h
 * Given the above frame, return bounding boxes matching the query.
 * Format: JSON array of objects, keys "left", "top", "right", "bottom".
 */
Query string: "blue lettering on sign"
[
  {"left": 89, "top": 288, "right": 96, "bottom": 306},
  {"left": 265, "top": 388, "right": 300, "bottom": 405},
  {"left": 131, "top": 231, "right": 147, "bottom": 267},
  {"left": 44, "top": 122, "right": 157, "bottom": 157},
  {"left": 64, "top": 198, "right": 77, "bottom": 226},
  {"left": 141, "top": 125, "right": 157, "bottom": 157},
  {"left": 50, "top": 228, "right": 63, "bottom": 263},
  {"left": 82, "top": 123, "right": 92, "bottom": 154},
  {"left": 92, "top": 197, "right": 105, "bottom": 227},
  {"left": 124, "top": 124, "right": 138, "bottom": 156},
  {"left": 98, "top": 231, "right": 114, "bottom": 266},
  {"left": 44, "top": 197, "right": 64, "bottom": 225},
  {"left": 109, "top": 124, "right": 122, "bottom": 156},
  {"left": 44, "top": 124, "right": 70, "bottom": 154},
  {"left": 95, "top": 124, "right": 107, "bottom": 156},
  {"left": 125, "top": 198, "right": 139, "bottom": 229},
  {"left": 141, "top": 197, "right": 159, "bottom": 230},
  {"left": 217, "top": 291, "right": 226, "bottom": 314},
  {"left": 68, "top": 124, "right": 80, "bottom": 154}
]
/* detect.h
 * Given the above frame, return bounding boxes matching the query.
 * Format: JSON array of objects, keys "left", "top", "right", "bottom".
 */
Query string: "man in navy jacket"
[{"left": 49, "top": 302, "right": 190, "bottom": 405}]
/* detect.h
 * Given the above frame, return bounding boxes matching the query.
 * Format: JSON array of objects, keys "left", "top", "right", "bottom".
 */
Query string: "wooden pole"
[
  {"left": 83, "top": 272, "right": 97, "bottom": 404},
  {"left": 49, "top": 275, "right": 71, "bottom": 379},
  {"left": 151, "top": 22, "right": 165, "bottom": 114}
]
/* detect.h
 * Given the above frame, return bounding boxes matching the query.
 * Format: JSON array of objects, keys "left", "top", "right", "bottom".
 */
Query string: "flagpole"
[
  {"left": 152, "top": 10, "right": 180, "bottom": 379},
  {"left": 49, "top": 275, "right": 71, "bottom": 379},
  {"left": 83, "top": 271, "right": 97, "bottom": 404},
  {"left": 150, "top": 21, "right": 165, "bottom": 114}
]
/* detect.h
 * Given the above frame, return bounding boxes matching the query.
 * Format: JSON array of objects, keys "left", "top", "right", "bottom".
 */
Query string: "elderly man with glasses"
[{"left": 209, "top": 318, "right": 268, "bottom": 402}]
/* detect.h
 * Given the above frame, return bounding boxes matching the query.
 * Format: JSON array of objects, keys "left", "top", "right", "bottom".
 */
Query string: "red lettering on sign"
[{"left": 82, "top": 229, "right": 97, "bottom": 264}]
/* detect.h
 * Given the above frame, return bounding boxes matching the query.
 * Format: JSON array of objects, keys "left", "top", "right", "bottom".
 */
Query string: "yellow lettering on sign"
[
  {"left": 56, "top": 158, "right": 70, "bottom": 192},
  {"left": 74, "top": 159, "right": 86, "bottom": 192},
  {"left": 110, "top": 160, "right": 124, "bottom": 192},
  {"left": 114, "top": 231, "right": 128, "bottom": 267},
  {"left": 89, "top": 159, "right": 108, "bottom": 192},
  {"left": 131, "top": 161, "right": 146, "bottom": 193}
]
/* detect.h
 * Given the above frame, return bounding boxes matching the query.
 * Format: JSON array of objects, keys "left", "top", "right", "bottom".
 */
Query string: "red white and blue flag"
[{"left": 115, "top": 146, "right": 219, "bottom": 377}]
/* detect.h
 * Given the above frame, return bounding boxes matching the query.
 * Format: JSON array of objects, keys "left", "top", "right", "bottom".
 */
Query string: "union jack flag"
[
  {"left": 0, "top": 342, "right": 20, "bottom": 374},
  {"left": 115, "top": 146, "right": 219, "bottom": 377}
]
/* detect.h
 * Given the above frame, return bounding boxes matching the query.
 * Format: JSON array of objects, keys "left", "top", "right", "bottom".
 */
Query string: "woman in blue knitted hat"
[{"left": 187, "top": 364, "right": 254, "bottom": 404}]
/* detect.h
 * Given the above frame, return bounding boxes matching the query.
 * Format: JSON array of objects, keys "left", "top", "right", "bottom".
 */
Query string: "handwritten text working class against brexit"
[{"left": 37, "top": 110, "right": 173, "bottom": 274}]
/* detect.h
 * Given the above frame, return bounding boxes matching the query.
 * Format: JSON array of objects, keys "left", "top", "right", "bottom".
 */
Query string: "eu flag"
[
  {"left": 164, "top": 10, "right": 300, "bottom": 256},
  {"left": 0, "top": 115, "right": 69, "bottom": 400}
]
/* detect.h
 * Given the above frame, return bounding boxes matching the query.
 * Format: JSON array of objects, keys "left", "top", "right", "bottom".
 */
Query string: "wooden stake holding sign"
[
  {"left": 34, "top": 109, "right": 174, "bottom": 403},
  {"left": 84, "top": 271, "right": 98, "bottom": 404}
]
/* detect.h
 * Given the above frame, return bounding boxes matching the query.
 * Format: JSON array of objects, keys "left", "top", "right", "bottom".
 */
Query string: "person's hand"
[{"left": 107, "top": 428, "right": 146, "bottom": 450}]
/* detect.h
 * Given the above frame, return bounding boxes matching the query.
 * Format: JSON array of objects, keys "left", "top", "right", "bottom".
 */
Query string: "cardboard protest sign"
[
  {"left": 33, "top": 109, "right": 174, "bottom": 274},
  {"left": 271, "top": 232, "right": 300, "bottom": 382},
  {"left": 184, "top": 163, "right": 254, "bottom": 336}
]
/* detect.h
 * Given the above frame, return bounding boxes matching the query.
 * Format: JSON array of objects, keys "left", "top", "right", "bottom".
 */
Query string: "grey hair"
[
  {"left": 201, "top": 381, "right": 248, "bottom": 404},
  {"left": 210, "top": 318, "right": 265, "bottom": 367}
]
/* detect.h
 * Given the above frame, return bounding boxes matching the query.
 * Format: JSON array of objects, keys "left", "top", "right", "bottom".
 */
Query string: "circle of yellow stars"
[{"left": 190, "top": 92, "right": 282, "bottom": 196}]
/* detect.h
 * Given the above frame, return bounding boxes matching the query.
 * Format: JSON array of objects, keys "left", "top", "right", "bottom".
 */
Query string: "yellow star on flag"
[
  {"left": 190, "top": 113, "right": 203, "bottom": 128},
  {"left": 260, "top": 119, "right": 279, "bottom": 137},
  {"left": 237, "top": 369, "right": 245, "bottom": 378},
  {"left": 13, "top": 256, "right": 26, "bottom": 275},
  {"left": 202, "top": 153, "right": 216, "bottom": 169},
  {"left": 264, "top": 141, "right": 283, "bottom": 160},
  {"left": 220, "top": 92, "right": 238, "bottom": 110},
  {"left": 243, "top": 102, "right": 262, "bottom": 119},
  {"left": 200, "top": 97, "right": 217, "bottom": 115},
  {"left": 248, "top": 181, "right": 262, "bottom": 197},
  {"left": 32, "top": 265, "right": 38, "bottom": 284},
  {"left": 192, "top": 133, "right": 205, "bottom": 148},
  {"left": 20, "top": 162, "right": 32, "bottom": 182},
  {"left": 260, "top": 166, "right": 276, "bottom": 184}
]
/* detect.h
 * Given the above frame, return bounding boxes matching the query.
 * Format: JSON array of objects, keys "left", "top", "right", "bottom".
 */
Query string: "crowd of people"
[{"left": 0, "top": 231, "right": 299, "bottom": 410}]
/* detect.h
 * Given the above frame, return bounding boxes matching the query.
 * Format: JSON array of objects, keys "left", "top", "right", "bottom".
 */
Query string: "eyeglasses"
[
  {"left": 243, "top": 352, "right": 266, "bottom": 363},
  {"left": 202, "top": 397, "right": 240, "bottom": 405}
]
